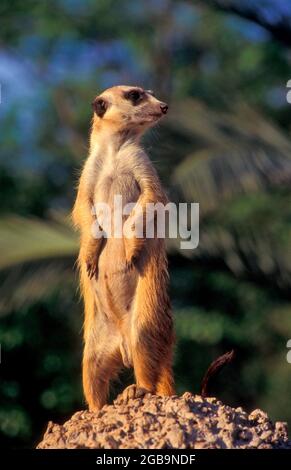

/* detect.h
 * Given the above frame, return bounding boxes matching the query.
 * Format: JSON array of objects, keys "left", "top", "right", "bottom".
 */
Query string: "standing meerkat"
[{"left": 72, "top": 85, "right": 175, "bottom": 411}]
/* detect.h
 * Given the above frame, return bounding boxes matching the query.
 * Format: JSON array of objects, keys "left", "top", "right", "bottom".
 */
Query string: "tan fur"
[{"left": 72, "top": 86, "right": 175, "bottom": 411}]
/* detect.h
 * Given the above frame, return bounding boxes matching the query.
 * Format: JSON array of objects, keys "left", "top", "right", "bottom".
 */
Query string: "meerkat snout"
[{"left": 160, "top": 103, "right": 168, "bottom": 114}]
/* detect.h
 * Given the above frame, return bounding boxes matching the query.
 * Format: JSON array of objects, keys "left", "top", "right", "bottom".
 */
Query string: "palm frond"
[
  {"left": 0, "top": 262, "right": 76, "bottom": 315},
  {"left": 0, "top": 216, "right": 78, "bottom": 270},
  {"left": 0, "top": 215, "right": 79, "bottom": 313},
  {"left": 167, "top": 190, "right": 291, "bottom": 289},
  {"left": 170, "top": 100, "right": 291, "bottom": 215}
]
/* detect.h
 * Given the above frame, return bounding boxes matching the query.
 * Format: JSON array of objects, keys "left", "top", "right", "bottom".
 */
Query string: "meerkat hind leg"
[
  {"left": 83, "top": 330, "right": 123, "bottom": 412},
  {"left": 129, "top": 277, "right": 175, "bottom": 398},
  {"left": 155, "top": 353, "right": 175, "bottom": 396}
]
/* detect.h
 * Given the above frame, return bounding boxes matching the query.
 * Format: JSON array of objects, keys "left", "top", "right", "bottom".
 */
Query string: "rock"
[{"left": 37, "top": 393, "right": 291, "bottom": 449}]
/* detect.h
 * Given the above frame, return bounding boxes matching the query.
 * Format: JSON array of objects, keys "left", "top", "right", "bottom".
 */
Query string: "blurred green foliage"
[{"left": 1, "top": 0, "right": 291, "bottom": 448}]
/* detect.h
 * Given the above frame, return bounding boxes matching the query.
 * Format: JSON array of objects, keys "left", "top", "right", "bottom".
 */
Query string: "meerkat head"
[{"left": 91, "top": 85, "right": 168, "bottom": 137}]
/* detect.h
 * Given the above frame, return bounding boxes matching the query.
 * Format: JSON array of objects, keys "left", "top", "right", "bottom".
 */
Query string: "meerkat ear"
[{"left": 92, "top": 98, "right": 108, "bottom": 118}]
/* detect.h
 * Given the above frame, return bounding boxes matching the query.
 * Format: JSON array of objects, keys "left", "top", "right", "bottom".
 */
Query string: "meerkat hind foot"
[
  {"left": 88, "top": 403, "right": 103, "bottom": 413},
  {"left": 115, "top": 384, "right": 150, "bottom": 404}
]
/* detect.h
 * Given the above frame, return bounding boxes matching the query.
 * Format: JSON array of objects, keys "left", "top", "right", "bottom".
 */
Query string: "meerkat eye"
[
  {"left": 124, "top": 89, "right": 144, "bottom": 105},
  {"left": 92, "top": 98, "right": 108, "bottom": 118}
]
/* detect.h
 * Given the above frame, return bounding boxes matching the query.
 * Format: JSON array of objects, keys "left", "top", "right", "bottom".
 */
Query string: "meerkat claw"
[{"left": 86, "top": 262, "right": 98, "bottom": 280}]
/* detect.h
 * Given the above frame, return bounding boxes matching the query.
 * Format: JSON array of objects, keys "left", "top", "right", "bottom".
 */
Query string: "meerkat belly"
[{"left": 95, "top": 172, "right": 140, "bottom": 315}]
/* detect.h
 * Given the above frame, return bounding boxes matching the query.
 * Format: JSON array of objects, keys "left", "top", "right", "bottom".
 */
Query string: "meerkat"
[{"left": 72, "top": 85, "right": 175, "bottom": 411}]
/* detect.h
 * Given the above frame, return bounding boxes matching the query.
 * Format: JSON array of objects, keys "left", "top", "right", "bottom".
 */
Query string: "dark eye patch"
[
  {"left": 92, "top": 98, "right": 108, "bottom": 118},
  {"left": 124, "top": 89, "right": 144, "bottom": 105}
]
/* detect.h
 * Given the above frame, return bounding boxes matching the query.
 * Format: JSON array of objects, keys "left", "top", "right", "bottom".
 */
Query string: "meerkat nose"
[{"left": 160, "top": 103, "right": 168, "bottom": 114}]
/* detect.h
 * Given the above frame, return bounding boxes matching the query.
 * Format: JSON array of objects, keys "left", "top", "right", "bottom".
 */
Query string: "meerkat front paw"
[
  {"left": 84, "top": 238, "right": 104, "bottom": 280},
  {"left": 115, "top": 384, "right": 150, "bottom": 404},
  {"left": 86, "top": 252, "right": 99, "bottom": 279},
  {"left": 124, "top": 237, "right": 144, "bottom": 271},
  {"left": 125, "top": 254, "right": 137, "bottom": 271},
  {"left": 86, "top": 260, "right": 98, "bottom": 279},
  {"left": 124, "top": 241, "right": 137, "bottom": 271}
]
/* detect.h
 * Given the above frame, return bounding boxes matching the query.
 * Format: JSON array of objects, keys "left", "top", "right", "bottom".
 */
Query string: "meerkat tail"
[{"left": 200, "top": 350, "right": 235, "bottom": 398}]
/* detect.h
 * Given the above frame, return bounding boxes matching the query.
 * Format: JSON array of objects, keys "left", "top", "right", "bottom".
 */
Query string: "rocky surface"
[{"left": 37, "top": 392, "right": 291, "bottom": 449}]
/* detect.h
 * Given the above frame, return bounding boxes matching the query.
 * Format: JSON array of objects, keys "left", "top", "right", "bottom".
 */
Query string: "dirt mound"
[{"left": 37, "top": 392, "right": 290, "bottom": 449}]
